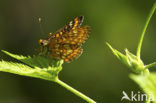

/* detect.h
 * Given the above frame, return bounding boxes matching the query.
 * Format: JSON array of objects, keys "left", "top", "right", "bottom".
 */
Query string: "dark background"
[{"left": 0, "top": 0, "right": 156, "bottom": 103}]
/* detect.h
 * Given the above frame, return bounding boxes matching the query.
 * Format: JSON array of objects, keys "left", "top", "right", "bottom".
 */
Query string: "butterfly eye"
[{"left": 39, "top": 39, "right": 44, "bottom": 45}]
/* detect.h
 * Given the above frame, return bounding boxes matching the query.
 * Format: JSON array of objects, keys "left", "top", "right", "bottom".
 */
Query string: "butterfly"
[{"left": 39, "top": 16, "right": 90, "bottom": 63}]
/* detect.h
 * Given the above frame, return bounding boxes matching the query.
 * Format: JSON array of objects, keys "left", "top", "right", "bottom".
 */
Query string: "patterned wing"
[
  {"left": 53, "top": 26, "right": 90, "bottom": 46},
  {"left": 49, "top": 16, "right": 84, "bottom": 40},
  {"left": 64, "top": 26, "right": 90, "bottom": 46},
  {"left": 50, "top": 43, "right": 83, "bottom": 63},
  {"left": 64, "top": 47, "right": 83, "bottom": 63},
  {"left": 47, "top": 16, "right": 89, "bottom": 63}
]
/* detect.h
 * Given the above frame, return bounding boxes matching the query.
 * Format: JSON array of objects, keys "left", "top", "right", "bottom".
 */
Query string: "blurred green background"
[{"left": 0, "top": 0, "right": 156, "bottom": 103}]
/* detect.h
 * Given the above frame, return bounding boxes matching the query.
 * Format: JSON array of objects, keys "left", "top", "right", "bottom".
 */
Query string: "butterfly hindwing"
[{"left": 50, "top": 43, "right": 83, "bottom": 62}]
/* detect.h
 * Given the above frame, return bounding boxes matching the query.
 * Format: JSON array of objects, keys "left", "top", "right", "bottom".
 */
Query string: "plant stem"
[
  {"left": 143, "top": 69, "right": 150, "bottom": 76},
  {"left": 56, "top": 79, "right": 96, "bottom": 103},
  {"left": 145, "top": 62, "right": 156, "bottom": 69},
  {"left": 136, "top": 2, "right": 156, "bottom": 58}
]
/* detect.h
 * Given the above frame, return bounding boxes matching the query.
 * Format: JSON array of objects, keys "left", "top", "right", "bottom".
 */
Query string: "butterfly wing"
[
  {"left": 63, "top": 26, "right": 90, "bottom": 46},
  {"left": 49, "top": 16, "right": 84, "bottom": 39},
  {"left": 50, "top": 43, "right": 83, "bottom": 63},
  {"left": 49, "top": 16, "right": 89, "bottom": 62}
]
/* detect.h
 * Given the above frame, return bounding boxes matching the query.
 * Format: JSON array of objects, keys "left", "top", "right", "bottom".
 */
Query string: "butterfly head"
[{"left": 39, "top": 39, "right": 49, "bottom": 46}]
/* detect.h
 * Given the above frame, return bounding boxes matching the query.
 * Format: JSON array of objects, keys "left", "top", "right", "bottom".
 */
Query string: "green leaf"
[
  {"left": 106, "top": 42, "right": 146, "bottom": 74},
  {"left": 130, "top": 73, "right": 156, "bottom": 103},
  {"left": 1, "top": 50, "right": 63, "bottom": 68},
  {"left": 125, "top": 49, "right": 144, "bottom": 73},
  {"left": 0, "top": 50, "right": 63, "bottom": 82},
  {"left": 0, "top": 50, "right": 96, "bottom": 103},
  {"left": 106, "top": 42, "right": 129, "bottom": 67}
]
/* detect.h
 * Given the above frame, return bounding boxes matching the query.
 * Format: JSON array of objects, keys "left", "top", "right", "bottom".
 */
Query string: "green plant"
[
  {"left": 0, "top": 50, "right": 96, "bottom": 103},
  {"left": 107, "top": 2, "right": 156, "bottom": 103}
]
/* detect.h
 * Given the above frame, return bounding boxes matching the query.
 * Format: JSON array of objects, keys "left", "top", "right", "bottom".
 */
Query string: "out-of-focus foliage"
[{"left": 130, "top": 73, "right": 156, "bottom": 103}]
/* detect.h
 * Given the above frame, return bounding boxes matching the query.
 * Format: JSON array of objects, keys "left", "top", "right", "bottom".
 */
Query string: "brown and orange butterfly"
[{"left": 39, "top": 16, "right": 90, "bottom": 63}]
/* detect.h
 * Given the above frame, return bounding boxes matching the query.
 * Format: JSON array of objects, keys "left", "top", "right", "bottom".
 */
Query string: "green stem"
[
  {"left": 143, "top": 69, "right": 150, "bottom": 76},
  {"left": 136, "top": 2, "right": 156, "bottom": 58},
  {"left": 145, "top": 62, "right": 156, "bottom": 69},
  {"left": 56, "top": 79, "right": 96, "bottom": 103}
]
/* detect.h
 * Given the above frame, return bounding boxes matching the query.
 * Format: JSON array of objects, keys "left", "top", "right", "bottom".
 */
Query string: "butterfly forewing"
[{"left": 51, "top": 16, "right": 84, "bottom": 39}]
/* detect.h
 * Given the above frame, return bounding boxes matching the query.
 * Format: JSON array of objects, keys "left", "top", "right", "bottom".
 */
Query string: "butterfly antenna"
[{"left": 38, "top": 17, "right": 45, "bottom": 35}]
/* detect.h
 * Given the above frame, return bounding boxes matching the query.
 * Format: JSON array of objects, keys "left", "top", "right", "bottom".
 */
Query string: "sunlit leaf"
[{"left": 0, "top": 50, "right": 63, "bottom": 82}]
